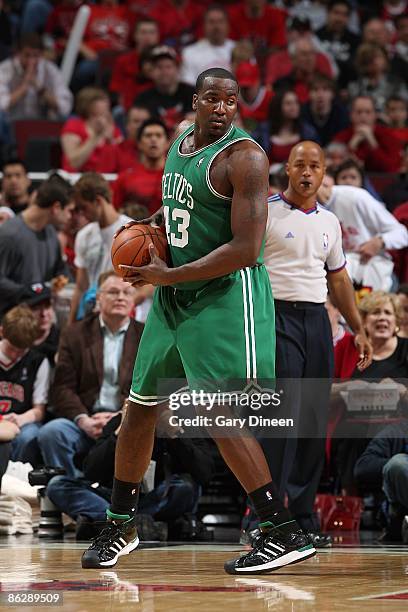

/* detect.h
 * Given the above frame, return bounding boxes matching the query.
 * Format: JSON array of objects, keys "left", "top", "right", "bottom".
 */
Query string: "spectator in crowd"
[
  {"left": 235, "top": 61, "right": 273, "bottom": 150},
  {"left": 22, "top": 284, "right": 59, "bottom": 366},
  {"left": 382, "top": 142, "right": 408, "bottom": 211},
  {"left": 46, "top": 407, "right": 214, "bottom": 540},
  {"left": 280, "top": 0, "right": 330, "bottom": 32},
  {"left": 318, "top": 173, "right": 408, "bottom": 291},
  {"left": 324, "top": 141, "right": 349, "bottom": 169},
  {"left": 361, "top": 17, "right": 392, "bottom": 52},
  {"left": 384, "top": 96, "right": 408, "bottom": 144},
  {"left": 0, "top": 175, "right": 73, "bottom": 317},
  {"left": 0, "top": 33, "right": 72, "bottom": 122},
  {"left": 0, "top": 1, "right": 15, "bottom": 60},
  {"left": 109, "top": 18, "right": 159, "bottom": 114},
  {"left": 332, "top": 291, "right": 408, "bottom": 492},
  {"left": 301, "top": 74, "right": 349, "bottom": 146},
  {"left": 267, "top": 91, "right": 306, "bottom": 164},
  {"left": 348, "top": 43, "right": 408, "bottom": 115},
  {"left": 0, "top": 206, "right": 14, "bottom": 225},
  {"left": 0, "top": 304, "right": 50, "bottom": 465},
  {"left": 115, "top": 105, "right": 151, "bottom": 173},
  {"left": 391, "top": 199, "right": 408, "bottom": 284},
  {"left": 334, "top": 96, "right": 403, "bottom": 172},
  {"left": 113, "top": 119, "right": 168, "bottom": 212},
  {"left": 134, "top": 46, "right": 195, "bottom": 134},
  {"left": 397, "top": 284, "right": 408, "bottom": 338},
  {"left": 150, "top": 0, "right": 204, "bottom": 49},
  {"left": 265, "top": 16, "right": 337, "bottom": 87},
  {"left": 0, "top": 158, "right": 31, "bottom": 214},
  {"left": 44, "top": 0, "right": 84, "bottom": 63},
  {"left": 381, "top": 0, "right": 408, "bottom": 23},
  {"left": 354, "top": 419, "right": 408, "bottom": 543},
  {"left": 61, "top": 87, "right": 122, "bottom": 173},
  {"left": 273, "top": 38, "right": 323, "bottom": 104},
  {"left": 71, "top": 0, "right": 131, "bottom": 92},
  {"left": 69, "top": 173, "right": 131, "bottom": 323},
  {"left": 230, "top": 38, "right": 254, "bottom": 74},
  {"left": 38, "top": 272, "right": 143, "bottom": 477},
  {"left": 228, "top": 0, "right": 286, "bottom": 56},
  {"left": 181, "top": 5, "right": 235, "bottom": 87},
  {"left": 0, "top": 421, "right": 19, "bottom": 493},
  {"left": 392, "top": 14, "right": 408, "bottom": 80},
  {"left": 334, "top": 158, "right": 383, "bottom": 201},
  {"left": 20, "top": 0, "right": 53, "bottom": 35},
  {"left": 316, "top": 0, "right": 360, "bottom": 88}
]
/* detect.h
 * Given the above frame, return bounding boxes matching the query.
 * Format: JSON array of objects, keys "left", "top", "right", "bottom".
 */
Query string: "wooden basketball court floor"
[{"left": 1, "top": 536, "right": 408, "bottom": 611}]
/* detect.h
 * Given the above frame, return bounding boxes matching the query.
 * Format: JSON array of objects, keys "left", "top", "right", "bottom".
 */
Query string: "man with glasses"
[{"left": 37, "top": 271, "right": 144, "bottom": 477}]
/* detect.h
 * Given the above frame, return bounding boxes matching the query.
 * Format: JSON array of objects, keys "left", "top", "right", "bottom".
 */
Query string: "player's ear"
[
  {"left": 192, "top": 94, "right": 198, "bottom": 111},
  {"left": 285, "top": 163, "right": 290, "bottom": 176}
]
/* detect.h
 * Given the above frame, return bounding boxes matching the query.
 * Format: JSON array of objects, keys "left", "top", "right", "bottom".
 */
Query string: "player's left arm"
[
  {"left": 327, "top": 268, "right": 373, "bottom": 370},
  {"left": 124, "top": 143, "right": 269, "bottom": 285}
]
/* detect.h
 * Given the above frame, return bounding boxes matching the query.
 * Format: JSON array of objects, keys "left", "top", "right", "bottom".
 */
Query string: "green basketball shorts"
[{"left": 129, "top": 264, "right": 275, "bottom": 405}]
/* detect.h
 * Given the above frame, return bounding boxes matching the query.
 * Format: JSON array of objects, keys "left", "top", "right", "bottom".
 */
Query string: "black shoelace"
[{"left": 90, "top": 522, "right": 122, "bottom": 550}]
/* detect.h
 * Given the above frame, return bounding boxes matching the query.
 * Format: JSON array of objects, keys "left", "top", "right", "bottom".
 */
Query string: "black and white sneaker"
[
  {"left": 81, "top": 516, "right": 139, "bottom": 569},
  {"left": 225, "top": 527, "right": 316, "bottom": 575}
]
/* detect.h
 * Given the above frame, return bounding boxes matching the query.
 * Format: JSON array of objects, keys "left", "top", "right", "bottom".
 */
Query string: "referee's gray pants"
[{"left": 261, "top": 299, "right": 334, "bottom": 531}]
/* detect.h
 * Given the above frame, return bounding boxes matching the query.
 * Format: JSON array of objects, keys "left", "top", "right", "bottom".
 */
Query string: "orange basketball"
[{"left": 111, "top": 224, "right": 169, "bottom": 278}]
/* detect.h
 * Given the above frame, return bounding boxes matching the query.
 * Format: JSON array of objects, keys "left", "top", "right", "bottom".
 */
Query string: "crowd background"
[{"left": 0, "top": 0, "right": 407, "bottom": 544}]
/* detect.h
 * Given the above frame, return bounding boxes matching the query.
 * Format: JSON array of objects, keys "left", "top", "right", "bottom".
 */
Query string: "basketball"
[{"left": 111, "top": 224, "right": 169, "bottom": 277}]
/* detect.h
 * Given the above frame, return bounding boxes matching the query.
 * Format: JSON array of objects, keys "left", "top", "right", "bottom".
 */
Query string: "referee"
[{"left": 262, "top": 141, "right": 372, "bottom": 547}]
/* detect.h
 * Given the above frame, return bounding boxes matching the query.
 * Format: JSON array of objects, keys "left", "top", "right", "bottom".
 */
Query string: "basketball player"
[{"left": 82, "top": 68, "right": 316, "bottom": 574}]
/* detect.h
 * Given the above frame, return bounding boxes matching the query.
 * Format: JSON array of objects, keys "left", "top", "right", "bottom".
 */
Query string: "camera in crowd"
[{"left": 29, "top": 467, "right": 66, "bottom": 538}]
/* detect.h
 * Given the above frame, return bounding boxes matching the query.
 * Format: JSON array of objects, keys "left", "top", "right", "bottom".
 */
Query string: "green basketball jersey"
[{"left": 162, "top": 124, "right": 264, "bottom": 290}]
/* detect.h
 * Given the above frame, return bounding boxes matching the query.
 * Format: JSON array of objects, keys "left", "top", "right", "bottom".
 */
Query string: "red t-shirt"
[
  {"left": 228, "top": 3, "right": 286, "bottom": 52},
  {"left": 45, "top": 2, "right": 83, "bottom": 53},
  {"left": 334, "top": 125, "right": 402, "bottom": 172},
  {"left": 239, "top": 87, "right": 273, "bottom": 123},
  {"left": 334, "top": 333, "right": 359, "bottom": 380},
  {"left": 115, "top": 139, "right": 139, "bottom": 172},
  {"left": 268, "top": 138, "right": 301, "bottom": 164},
  {"left": 112, "top": 164, "right": 163, "bottom": 211},
  {"left": 389, "top": 126, "right": 408, "bottom": 146},
  {"left": 150, "top": 0, "right": 204, "bottom": 47},
  {"left": 84, "top": 5, "right": 132, "bottom": 53},
  {"left": 109, "top": 50, "right": 153, "bottom": 111},
  {"left": 61, "top": 117, "right": 122, "bottom": 173}
]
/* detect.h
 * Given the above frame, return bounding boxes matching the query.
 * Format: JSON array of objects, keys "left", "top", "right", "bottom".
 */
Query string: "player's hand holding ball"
[{"left": 111, "top": 223, "right": 171, "bottom": 287}]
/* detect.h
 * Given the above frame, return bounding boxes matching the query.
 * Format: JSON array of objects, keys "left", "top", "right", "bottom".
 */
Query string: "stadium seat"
[{"left": 13, "top": 119, "right": 64, "bottom": 163}]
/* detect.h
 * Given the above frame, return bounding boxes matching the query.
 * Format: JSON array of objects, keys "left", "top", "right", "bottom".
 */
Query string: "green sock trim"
[
  {"left": 299, "top": 544, "right": 314, "bottom": 552},
  {"left": 106, "top": 509, "right": 131, "bottom": 521},
  {"left": 259, "top": 519, "right": 297, "bottom": 529}
]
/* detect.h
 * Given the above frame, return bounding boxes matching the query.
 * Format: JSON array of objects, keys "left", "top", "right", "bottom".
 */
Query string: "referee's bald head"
[
  {"left": 286, "top": 141, "right": 326, "bottom": 198},
  {"left": 287, "top": 141, "right": 325, "bottom": 165}
]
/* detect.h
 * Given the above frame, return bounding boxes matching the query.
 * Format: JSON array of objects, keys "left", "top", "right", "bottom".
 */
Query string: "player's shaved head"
[{"left": 288, "top": 141, "right": 325, "bottom": 165}]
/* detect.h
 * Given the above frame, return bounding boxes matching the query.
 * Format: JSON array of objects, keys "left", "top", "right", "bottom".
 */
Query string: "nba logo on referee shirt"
[
  {"left": 266, "top": 491, "right": 273, "bottom": 501},
  {"left": 323, "top": 233, "right": 329, "bottom": 250}
]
